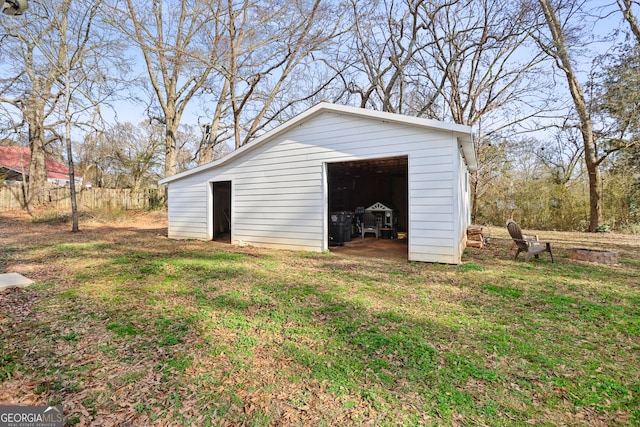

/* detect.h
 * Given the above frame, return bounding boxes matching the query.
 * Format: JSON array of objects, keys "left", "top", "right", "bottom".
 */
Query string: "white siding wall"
[
  {"left": 406, "top": 135, "right": 458, "bottom": 264},
  {"left": 166, "top": 111, "right": 468, "bottom": 262},
  {"left": 453, "top": 147, "right": 471, "bottom": 263},
  {"left": 167, "top": 181, "right": 210, "bottom": 240}
]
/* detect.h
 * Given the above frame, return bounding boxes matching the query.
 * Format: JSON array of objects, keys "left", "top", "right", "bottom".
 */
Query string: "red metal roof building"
[{"left": 0, "top": 146, "right": 81, "bottom": 185}]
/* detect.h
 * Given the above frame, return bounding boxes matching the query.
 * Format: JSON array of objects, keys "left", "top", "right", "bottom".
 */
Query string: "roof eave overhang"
[{"left": 458, "top": 134, "right": 478, "bottom": 173}]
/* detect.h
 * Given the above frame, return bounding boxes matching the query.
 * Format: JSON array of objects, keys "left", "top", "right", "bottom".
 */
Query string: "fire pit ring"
[{"left": 568, "top": 248, "right": 619, "bottom": 265}]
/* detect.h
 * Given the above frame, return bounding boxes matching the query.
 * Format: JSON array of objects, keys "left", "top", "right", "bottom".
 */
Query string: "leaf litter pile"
[{"left": 1, "top": 210, "right": 639, "bottom": 426}]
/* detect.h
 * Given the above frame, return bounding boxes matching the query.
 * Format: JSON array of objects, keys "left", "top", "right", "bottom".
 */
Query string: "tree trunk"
[
  {"left": 27, "top": 106, "right": 47, "bottom": 209},
  {"left": 124, "top": 0, "right": 221, "bottom": 178},
  {"left": 199, "top": 145, "right": 213, "bottom": 166},
  {"left": 66, "top": 124, "right": 79, "bottom": 232},
  {"left": 583, "top": 130, "right": 602, "bottom": 231},
  {"left": 64, "top": 71, "right": 79, "bottom": 232},
  {"left": 164, "top": 111, "right": 179, "bottom": 177},
  {"left": 470, "top": 172, "right": 479, "bottom": 223},
  {"left": 199, "top": 78, "right": 230, "bottom": 165},
  {"left": 538, "top": 0, "right": 602, "bottom": 231}
]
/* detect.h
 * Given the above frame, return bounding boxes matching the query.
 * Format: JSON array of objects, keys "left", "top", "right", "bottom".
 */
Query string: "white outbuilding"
[{"left": 159, "top": 103, "right": 477, "bottom": 264}]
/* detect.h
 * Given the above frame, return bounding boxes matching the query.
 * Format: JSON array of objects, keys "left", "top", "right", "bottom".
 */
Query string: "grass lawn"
[{"left": 1, "top": 210, "right": 638, "bottom": 426}]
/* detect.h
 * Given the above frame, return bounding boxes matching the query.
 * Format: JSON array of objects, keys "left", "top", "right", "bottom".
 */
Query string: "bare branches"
[
  {"left": 339, "top": 0, "right": 436, "bottom": 113},
  {"left": 116, "top": 0, "right": 221, "bottom": 176},
  {"left": 616, "top": 0, "right": 640, "bottom": 44},
  {"left": 218, "top": 0, "right": 343, "bottom": 148}
]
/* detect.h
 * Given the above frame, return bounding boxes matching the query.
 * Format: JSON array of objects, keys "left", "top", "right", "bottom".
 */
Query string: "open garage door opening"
[
  {"left": 212, "top": 181, "right": 231, "bottom": 243},
  {"left": 327, "top": 156, "right": 408, "bottom": 257}
]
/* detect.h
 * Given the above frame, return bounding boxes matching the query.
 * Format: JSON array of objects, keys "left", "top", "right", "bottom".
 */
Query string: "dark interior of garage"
[
  {"left": 327, "top": 156, "right": 408, "bottom": 234},
  {"left": 212, "top": 181, "right": 231, "bottom": 242}
]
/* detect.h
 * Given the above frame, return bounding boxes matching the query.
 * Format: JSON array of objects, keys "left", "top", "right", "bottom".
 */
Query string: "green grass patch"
[
  {"left": 154, "top": 315, "right": 192, "bottom": 346},
  {"left": 482, "top": 284, "right": 523, "bottom": 299},
  {"left": 160, "top": 354, "right": 193, "bottom": 375},
  {"left": 620, "top": 257, "right": 640, "bottom": 266},
  {"left": 106, "top": 322, "right": 140, "bottom": 337},
  {"left": 0, "top": 352, "right": 18, "bottom": 380},
  {"left": 457, "top": 261, "right": 484, "bottom": 272}
]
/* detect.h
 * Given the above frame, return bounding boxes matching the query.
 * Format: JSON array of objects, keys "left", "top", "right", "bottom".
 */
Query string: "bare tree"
[
  {"left": 0, "top": 1, "right": 68, "bottom": 209},
  {"left": 416, "top": 0, "right": 550, "bottom": 220},
  {"left": 105, "top": 122, "right": 164, "bottom": 190},
  {"left": 337, "top": 0, "right": 421, "bottom": 112},
  {"left": 54, "top": 0, "right": 128, "bottom": 231},
  {"left": 77, "top": 119, "right": 174, "bottom": 189},
  {"left": 115, "top": 0, "right": 224, "bottom": 177},
  {"left": 194, "top": 118, "right": 233, "bottom": 166},
  {"left": 58, "top": 0, "right": 99, "bottom": 231},
  {"left": 219, "top": 0, "right": 344, "bottom": 149},
  {"left": 335, "top": 0, "right": 550, "bottom": 219},
  {"left": 532, "top": 0, "right": 604, "bottom": 231},
  {"left": 197, "top": 80, "right": 230, "bottom": 165},
  {"left": 0, "top": 0, "right": 126, "bottom": 217},
  {"left": 334, "top": 0, "right": 462, "bottom": 116},
  {"left": 534, "top": 127, "right": 585, "bottom": 186}
]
